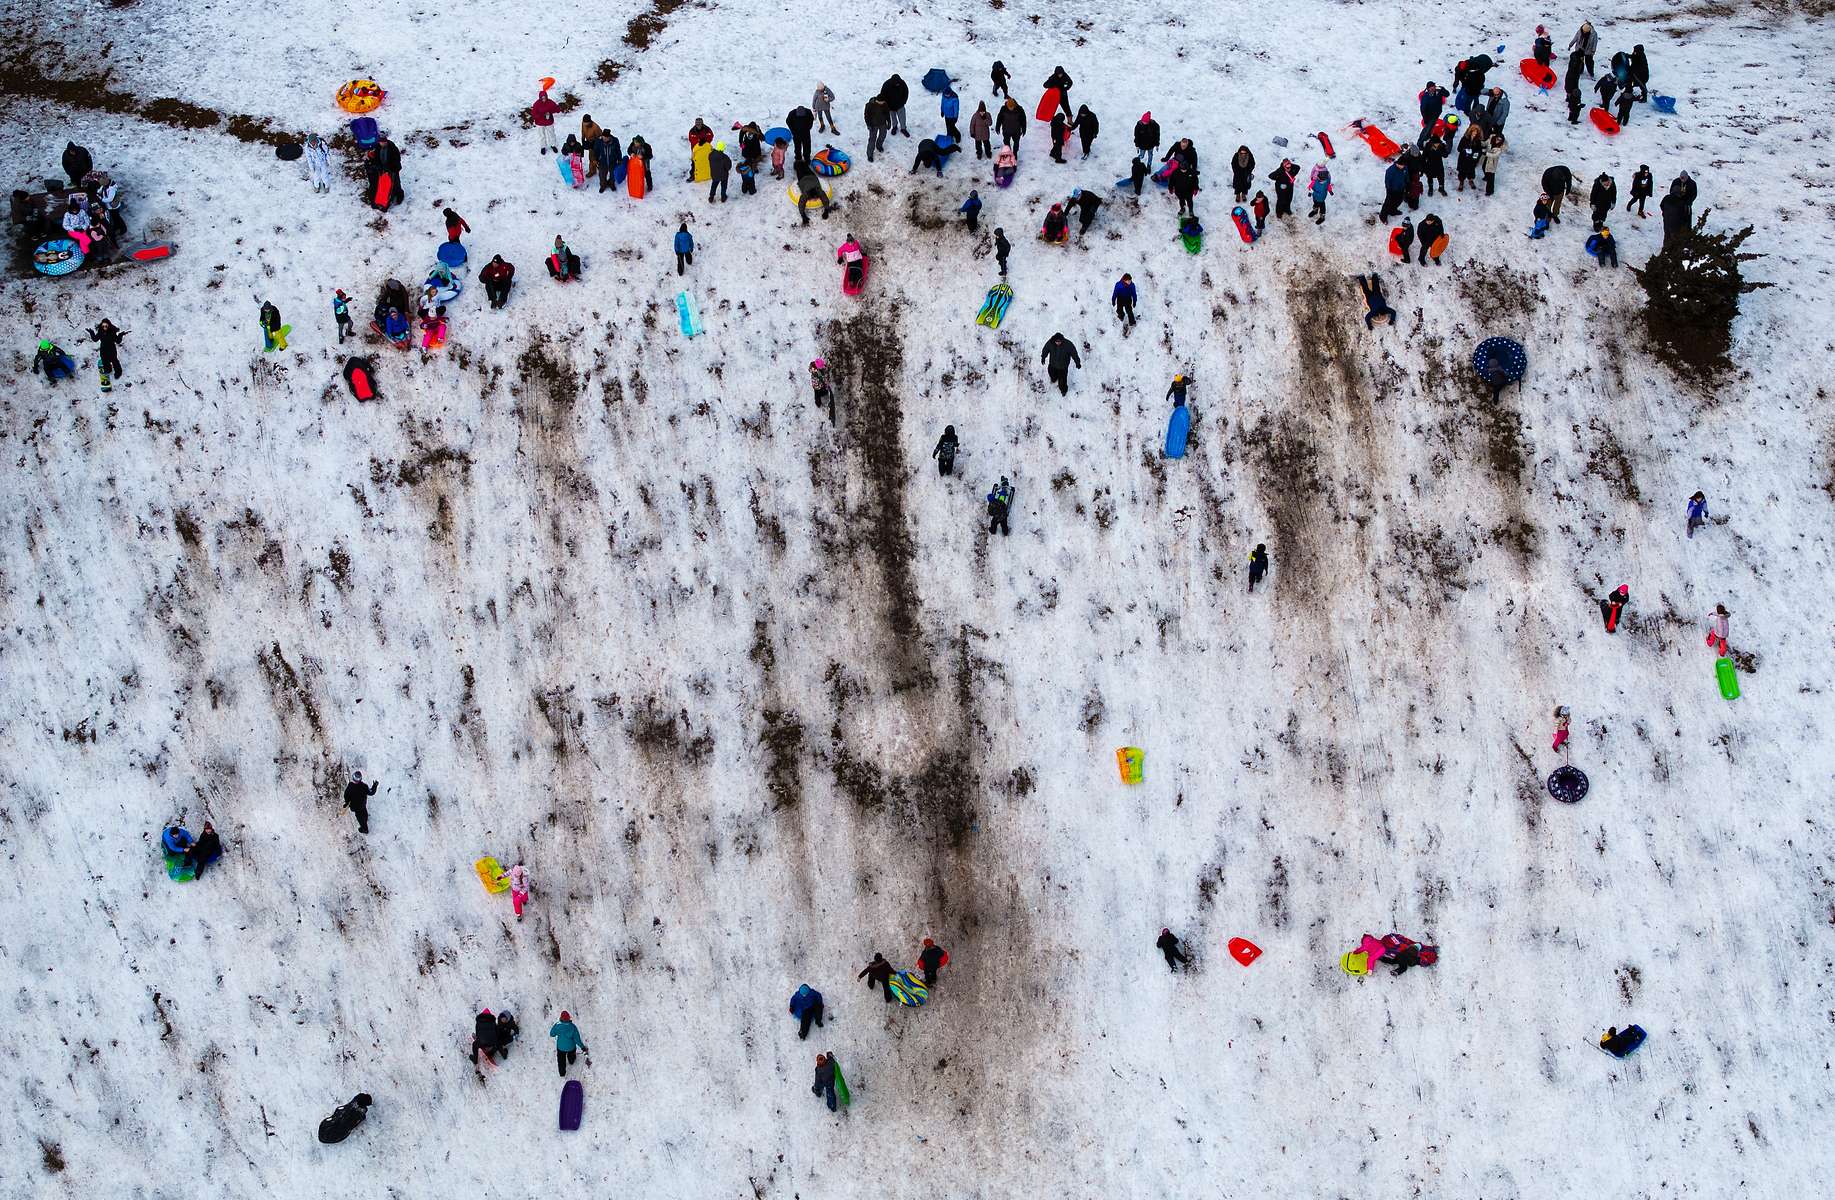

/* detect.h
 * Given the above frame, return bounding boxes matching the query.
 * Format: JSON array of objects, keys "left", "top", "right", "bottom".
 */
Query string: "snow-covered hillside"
[{"left": 3, "top": 1, "right": 1834, "bottom": 1196}]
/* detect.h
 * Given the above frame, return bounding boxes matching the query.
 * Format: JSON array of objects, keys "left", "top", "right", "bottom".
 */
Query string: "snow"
[{"left": 3, "top": 1, "right": 1835, "bottom": 1196}]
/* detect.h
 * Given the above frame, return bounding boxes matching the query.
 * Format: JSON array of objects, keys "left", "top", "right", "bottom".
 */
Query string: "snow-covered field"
[{"left": 4, "top": 1, "right": 1834, "bottom": 1195}]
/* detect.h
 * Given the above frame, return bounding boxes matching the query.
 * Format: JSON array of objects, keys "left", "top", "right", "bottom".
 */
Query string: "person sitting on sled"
[
  {"left": 1041, "top": 203, "right": 1069, "bottom": 243},
  {"left": 992, "top": 144, "right": 1018, "bottom": 187},
  {"left": 382, "top": 307, "right": 410, "bottom": 346},
  {"left": 836, "top": 238, "right": 866, "bottom": 290}
]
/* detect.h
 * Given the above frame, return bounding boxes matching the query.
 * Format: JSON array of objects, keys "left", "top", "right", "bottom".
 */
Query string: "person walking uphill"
[
  {"left": 880, "top": 72, "right": 911, "bottom": 136},
  {"left": 707, "top": 143, "right": 731, "bottom": 201},
  {"left": 990, "top": 59, "right": 1011, "bottom": 98},
  {"left": 1043, "top": 64, "right": 1073, "bottom": 119},
  {"left": 987, "top": 477, "right": 1013, "bottom": 536},
  {"left": 472, "top": 1008, "right": 501, "bottom": 1065},
  {"left": 259, "top": 300, "right": 287, "bottom": 352},
  {"left": 789, "top": 984, "right": 825, "bottom": 1039},
  {"left": 932, "top": 426, "right": 959, "bottom": 476},
  {"left": 863, "top": 96, "right": 891, "bottom": 163},
  {"left": 1134, "top": 112, "right": 1161, "bottom": 164},
  {"left": 942, "top": 87, "right": 962, "bottom": 143},
  {"left": 918, "top": 937, "right": 950, "bottom": 986},
  {"left": 812, "top": 1053, "right": 841, "bottom": 1112},
  {"left": 1075, "top": 105, "right": 1099, "bottom": 158},
  {"left": 1705, "top": 603, "right": 1731, "bottom": 655},
  {"left": 996, "top": 97, "right": 1027, "bottom": 154},
  {"left": 549, "top": 1011, "right": 588, "bottom": 1076},
  {"left": 1248, "top": 543, "right": 1269, "bottom": 591},
  {"left": 1268, "top": 158, "right": 1298, "bottom": 216},
  {"left": 1157, "top": 928, "right": 1191, "bottom": 971},
  {"left": 1601, "top": 584, "right": 1630, "bottom": 633},
  {"left": 1229, "top": 146, "right": 1256, "bottom": 202},
  {"left": 343, "top": 770, "right": 378, "bottom": 833},
  {"left": 674, "top": 224, "right": 695, "bottom": 274},
  {"left": 531, "top": 88, "right": 560, "bottom": 154},
  {"left": 1040, "top": 332, "right": 1081, "bottom": 395},
  {"left": 1112, "top": 273, "right": 1137, "bottom": 328},
  {"left": 859, "top": 952, "right": 896, "bottom": 1002}
]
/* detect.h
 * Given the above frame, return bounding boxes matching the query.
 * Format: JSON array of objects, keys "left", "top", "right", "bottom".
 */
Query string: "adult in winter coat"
[
  {"left": 1541, "top": 164, "right": 1573, "bottom": 221},
  {"left": 182, "top": 821, "right": 223, "bottom": 877},
  {"left": 813, "top": 83, "right": 838, "bottom": 133},
  {"left": 942, "top": 88, "right": 962, "bottom": 143},
  {"left": 1049, "top": 110, "right": 1069, "bottom": 163},
  {"left": 1133, "top": 113, "right": 1161, "bottom": 163},
  {"left": 1248, "top": 543, "right": 1269, "bottom": 590},
  {"left": 1480, "top": 134, "right": 1507, "bottom": 195},
  {"left": 1357, "top": 273, "right": 1393, "bottom": 328},
  {"left": 480, "top": 256, "right": 515, "bottom": 308},
  {"left": 259, "top": 300, "right": 287, "bottom": 351},
  {"left": 786, "top": 105, "right": 815, "bottom": 164},
  {"left": 1163, "top": 138, "right": 1200, "bottom": 176},
  {"left": 1268, "top": 159, "right": 1299, "bottom": 216},
  {"left": 1670, "top": 170, "right": 1698, "bottom": 209},
  {"left": 862, "top": 97, "right": 890, "bottom": 161},
  {"left": 812, "top": 1053, "right": 839, "bottom": 1110},
  {"left": 1479, "top": 88, "right": 1510, "bottom": 136},
  {"left": 1419, "top": 135, "right": 1448, "bottom": 196},
  {"left": 62, "top": 141, "right": 94, "bottom": 187},
  {"left": 1040, "top": 334, "right": 1081, "bottom": 395},
  {"left": 1170, "top": 167, "right": 1199, "bottom": 216},
  {"left": 530, "top": 90, "right": 560, "bottom": 153},
  {"left": 990, "top": 60, "right": 1011, "bottom": 98},
  {"left": 911, "top": 138, "right": 958, "bottom": 176},
  {"left": 789, "top": 984, "right": 825, "bottom": 1039},
  {"left": 86, "top": 319, "right": 126, "bottom": 379},
  {"left": 1589, "top": 173, "right": 1617, "bottom": 230},
  {"left": 1595, "top": 71, "right": 1618, "bottom": 111},
  {"left": 705, "top": 144, "right": 732, "bottom": 200},
  {"left": 594, "top": 132, "right": 623, "bottom": 191},
  {"left": 879, "top": 73, "right": 911, "bottom": 135},
  {"left": 1630, "top": 45, "right": 1651, "bottom": 95},
  {"left": 1043, "top": 65, "right": 1074, "bottom": 119},
  {"left": 1569, "top": 21, "right": 1598, "bottom": 76},
  {"left": 674, "top": 223, "right": 694, "bottom": 274},
  {"left": 931, "top": 427, "right": 959, "bottom": 476},
  {"left": 859, "top": 952, "right": 897, "bottom": 999},
  {"left": 995, "top": 98, "right": 1027, "bottom": 152},
  {"left": 987, "top": 477, "right": 1013, "bottom": 536},
  {"left": 1456, "top": 128, "right": 1482, "bottom": 191},
  {"left": 1074, "top": 105, "right": 1099, "bottom": 157},
  {"left": 1416, "top": 213, "right": 1445, "bottom": 265},
  {"left": 1112, "top": 273, "right": 1137, "bottom": 326},
  {"left": 797, "top": 169, "right": 830, "bottom": 224},
  {"left": 994, "top": 227, "right": 1011, "bottom": 276},
  {"left": 1419, "top": 81, "right": 1448, "bottom": 128},
  {"left": 343, "top": 770, "right": 378, "bottom": 833},
  {"left": 1392, "top": 216, "right": 1415, "bottom": 260},
  {"left": 317, "top": 1094, "right": 372, "bottom": 1144},
  {"left": 1380, "top": 161, "right": 1407, "bottom": 219},
  {"left": 549, "top": 1012, "right": 588, "bottom": 1076},
  {"left": 1156, "top": 928, "right": 1191, "bottom": 971},
  {"left": 686, "top": 117, "right": 714, "bottom": 150},
  {"left": 1069, "top": 188, "right": 1103, "bottom": 234},
  {"left": 580, "top": 115, "right": 604, "bottom": 176},
  {"left": 1686, "top": 491, "right": 1708, "bottom": 538},
  {"left": 967, "top": 102, "right": 993, "bottom": 159},
  {"left": 1229, "top": 146, "right": 1255, "bottom": 202},
  {"left": 472, "top": 1009, "right": 501, "bottom": 1064}
]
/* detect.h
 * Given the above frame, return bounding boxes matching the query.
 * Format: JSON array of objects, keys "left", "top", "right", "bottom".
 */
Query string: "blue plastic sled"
[
  {"left": 676, "top": 291, "right": 702, "bottom": 337},
  {"left": 559, "top": 1079, "right": 584, "bottom": 1130},
  {"left": 436, "top": 241, "right": 468, "bottom": 268},
  {"left": 1165, "top": 403, "right": 1191, "bottom": 459},
  {"left": 1601, "top": 1025, "right": 1647, "bottom": 1058},
  {"left": 764, "top": 126, "right": 791, "bottom": 148},
  {"left": 1652, "top": 95, "right": 1677, "bottom": 114},
  {"left": 921, "top": 68, "right": 951, "bottom": 94},
  {"left": 1584, "top": 234, "right": 1601, "bottom": 257},
  {"left": 350, "top": 116, "right": 379, "bottom": 148}
]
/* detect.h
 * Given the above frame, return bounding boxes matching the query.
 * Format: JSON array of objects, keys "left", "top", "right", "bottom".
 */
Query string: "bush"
[{"left": 1630, "top": 209, "right": 1771, "bottom": 377}]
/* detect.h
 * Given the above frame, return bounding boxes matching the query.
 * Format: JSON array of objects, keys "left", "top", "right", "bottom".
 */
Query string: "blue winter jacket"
[
  {"left": 332, "top": 295, "right": 349, "bottom": 319},
  {"left": 384, "top": 311, "right": 409, "bottom": 339},
  {"left": 549, "top": 1020, "right": 585, "bottom": 1051},
  {"left": 941, "top": 92, "right": 960, "bottom": 120},
  {"left": 959, "top": 194, "right": 982, "bottom": 215},
  {"left": 1310, "top": 177, "right": 1330, "bottom": 202},
  {"left": 1686, "top": 496, "right": 1707, "bottom": 521},
  {"left": 789, "top": 985, "right": 822, "bottom": 1016},
  {"left": 1384, "top": 163, "right": 1407, "bottom": 195},
  {"left": 674, "top": 230, "right": 694, "bottom": 254},
  {"left": 1111, "top": 280, "right": 1136, "bottom": 304}
]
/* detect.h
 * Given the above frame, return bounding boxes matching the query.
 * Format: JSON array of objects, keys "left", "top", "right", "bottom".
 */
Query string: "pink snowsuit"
[
  {"left": 1552, "top": 711, "right": 1570, "bottom": 752},
  {"left": 509, "top": 864, "right": 529, "bottom": 916},
  {"left": 1705, "top": 610, "right": 1729, "bottom": 655},
  {"left": 771, "top": 141, "right": 788, "bottom": 178}
]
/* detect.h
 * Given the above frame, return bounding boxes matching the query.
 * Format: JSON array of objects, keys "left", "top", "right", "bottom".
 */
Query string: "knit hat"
[{"left": 559, "top": 1011, "right": 570, "bottom": 1021}]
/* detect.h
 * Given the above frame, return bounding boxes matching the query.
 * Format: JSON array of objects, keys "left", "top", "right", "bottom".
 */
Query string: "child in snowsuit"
[
  {"left": 1251, "top": 191, "right": 1269, "bottom": 233},
  {"left": 789, "top": 985, "right": 825, "bottom": 1040},
  {"left": 1112, "top": 273, "right": 1137, "bottom": 327},
  {"left": 442, "top": 208, "right": 470, "bottom": 243},
  {"left": 1157, "top": 928, "right": 1191, "bottom": 971},
  {"left": 1686, "top": 491, "right": 1707, "bottom": 538},
  {"left": 918, "top": 938, "right": 949, "bottom": 986},
  {"left": 259, "top": 301, "right": 286, "bottom": 351},
  {"left": 508, "top": 862, "right": 530, "bottom": 918},
  {"left": 1602, "top": 585, "right": 1629, "bottom": 633},
  {"left": 549, "top": 1012, "right": 587, "bottom": 1076},
  {"left": 333, "top": 290, "right": 353, "bottom": 341},
  {"left": 1308, "top": 164, "right": 1331, "bottom": 223},
  {"left": 933, "top": 426, "right": 958, "bottom": 476},
  {"left": 1552, "top": 705, "right": 1570, "bottom": 752},
  {"left": 959, "top": 190, "right": 982, "bottom": 232},
  {"left": 1705, "top": 605, "right": 1730, "bottom": 655},
  {"left": 1594, "top": 227, "right": 1618, "bottom": 268},
  {"left": 674, "top": 223, "right": 694, "bottom": 275},
  {"left": 810, "top": 358, "right": 832, "bottom": 417},
  {"left": 1248, "top": 543, "right": 1268, "bottom": 591}
]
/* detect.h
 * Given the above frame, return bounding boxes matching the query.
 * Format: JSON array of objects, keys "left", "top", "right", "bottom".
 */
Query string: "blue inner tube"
[
  {"left": 1472, "top": 336, "right": 1527, "bottom": 383},
  {"left": 33, "top": 238, "right": 85, "bottom": 277},
  {"left": 1547, "top": 765, "right": 1589, "bottom": 803}
]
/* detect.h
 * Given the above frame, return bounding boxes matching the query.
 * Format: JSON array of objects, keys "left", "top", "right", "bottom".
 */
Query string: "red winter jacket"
[{"left": 531, "top": 94, "right": 559, "bottom": 127}]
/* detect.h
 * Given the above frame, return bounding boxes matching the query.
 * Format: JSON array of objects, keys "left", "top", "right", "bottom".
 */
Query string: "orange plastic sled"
[{"left": 1353, "top": 123, "right": 1400, "bottom": 160}]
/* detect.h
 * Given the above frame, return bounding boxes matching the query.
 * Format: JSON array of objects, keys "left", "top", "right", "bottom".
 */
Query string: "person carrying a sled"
[
  {"left": 932, "top": 425, "right": 959, "bottom": 476},
  {"left": 859, "top": 952, "right": 896, "bottom": 1001},
  {"left": 987, "top": 478, "right": 1013, "bottom": 536}
]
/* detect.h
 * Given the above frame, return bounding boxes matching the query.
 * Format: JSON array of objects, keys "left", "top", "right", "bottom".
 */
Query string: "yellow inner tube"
[{"left": 337, "top": 80, "right": 385, "bottom": 113}]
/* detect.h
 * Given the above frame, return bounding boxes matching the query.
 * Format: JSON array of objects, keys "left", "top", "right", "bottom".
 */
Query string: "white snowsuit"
[{"left": 306, "top": 137, "right": 333, "bottom": 192}]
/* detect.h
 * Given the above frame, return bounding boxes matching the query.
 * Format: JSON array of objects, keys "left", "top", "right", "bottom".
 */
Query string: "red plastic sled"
[
  {"left": 1520, "top": 58, "right": 1556, "bottom": 90},
  {"left": 1035, "top": 88, "right": 1061, "bottom": 122},
  {"left": 122, "top": 242, "right": 173, "bottom": 262},
  {"left": 1228, "top": 938, "right": 1262, "bottom": 967},
  {"left": 1315, "top": 131, "right": 1335, "bottom": 158},
  {"left": 370, "top": 172, "right": 394, "bottom": 209},
  {"left": 342, "top": 357, "right": 377, "bottom": 401},
  {"left": 1589, "top": 107, "right": 1621, "bottom": 135},
  {"left": 627, "top": 155, "right": 647, "bottom": 199},
  {"left": 838, "top": 248, "right": 868, "bottom": 296},
  {"left": 1353, "top": 123, "right": 1399, "bottom": 160}
]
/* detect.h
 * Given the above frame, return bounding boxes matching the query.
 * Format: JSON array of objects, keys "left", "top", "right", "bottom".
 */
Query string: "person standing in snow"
[
  {"left": 1420, "top": 133, "right": 1448, "bottom": 197},
  {"left": 969, "top": 101, "right": 993, "bottom": 159},
  {"left": 942, "top": 87, "right": 962, "bottom": 144},
  {"left": 1534, "top": 25, "right": 1554, "bottom": 67},
  {"left": 1551, "top": 705, "right": 1571, "bottom": 753},
  {"left": 258, "top": 300, "right": 286, "bottom": 351},
  {"left": 812, "top": 1053, "right": 839, "bottom": 1111},
  {"left": 987, "top": 477, "right": 1013, "bottom": 537},
  {"left": 1570, "top": 21, "right": 1598, "bottom": 77},
  {"left": 859, "top": 951, "right": 896, "bottom": 1001},
  {"left": 707, "top": 143, "right": 731, "bottom": 201},
  {"left": 1417, "top": 213, "right": 1445, "bottom": 265},
  {"left": 789, "top": 984, "right": 825, "bottom": 1040},
  {"left": 1393, "top": 216, "right": 1415, "bottom": 261},
  {"left": 1043, "top": 65, "right": 1074, "bottom": 119},
  {"left": 1074, "top": 105, "right": 1099, "bottom": 158},
  {"left": 1478, "top": 88, "right": 1510, "bottom": 137},
  {"left": 673, "top": 224, "right": 694, "bottom": 274},
  {"left": 508, "top": 862, "right": 530, "bottom": 919},
  {"left": 1170, "top": 165, "right": 1199, "bottom": 217},
  {"left": 1251, "top": 191, "right": 1269, "bottom": 233},
  {"left": 1133, "top": 112, "right": 1161, "bottom": 164},
  {"left": 932, "top": 426, "right": 959, "bottom": 476},
  {"left": 317, "top": 1094, "right": 372, "bottom": 1144},
  {"left": 494, "top": 1011, "right": 520, "bottom": 1057},
  {"left": 1268, "top": 159, "right": 1298, "bottom": 216},
  {"left": 86, "top": 318, "right": 125, "bottom": 380},
  {"left": 1686, "top": 491, "right": 1708, "bottom": 538},
  {"left": 1156, "top": 928, "right": 1191, "bottom": 971},
  {"left": 550, "top": 1011, "right": 588, "bottom": 1076},
  {"left": 996, "top": 97, "right": 1027, "bottom": 154},
  {"left": 809, "top": 358, "right": 833, "bottom": 418},
  {"left": 471, "top": 1008, "right": 501, "bottom": 1065},
  {"left": 1379, "top": 159, "right": 1406, "bottom": 220},
  {"left": 480, "top": 256, "right": 515, "bottom": 309},
  {"left": 1541, "top": 165, "right": 1575, "bottom": 222},
  {"left": 879, "top": 73, "right": 911, "bottom": 136},
  {"left": 1248, "top": 543, "right": 1269, "bottom": 591},
  {"left": 530, "top": 89, "right": 559, "bottom": 154},
  {"left": 1418, "top": 81, "right": 1448, "bottom": 132},
  {"left": 1049, "top": 110, "right": 1069, "bottom": 164},
  {"left": 990, "top": 60, "right": 1011, "bottom": 99},
  {"left": 863, "top": 96, "right": 891, "bottom": 163},
  {"left": 1477, "top": 134, "right": 1506, "bottom": 197},
  {"left": 813, "top": 82, "right": 838, "bottom": 134},
  {"left": 785, "top": 105, "right": 815, "bottom": 165},
  {"left": 1705, "top": 604, "right": 1730, "bottom": 655},
  {"left": 332, "top": 289, "right": 354, "bottom": 341},
  {"left": 959, "top": 189, "right": 982, "bottom": 232},
  {"left": 62, "top": 141, "right": 93, "bottom": 187},
  {"left": 1308, "top": 163, "right": 1331, "bottom": 224},
  {"left": 305, "top": 133, "right": 333, "bottom": 193},
  {"left": 770, "top": 136, "right": 788, "bottom": 180},
  {"left": 1229, "top": 146, "right": 1256, "bottom": 202},
  {"left": 1601, "top": 584, "right": 1630, "bottom": 633},
  {"left": 1626, "top": 165, "right": 1654, "bottom": 218},
  {"left": 441, "top": 208, "right": 469, "bottom": 243},
  {"left": 918, "top": 938, "right": 949, "bottom": 986},
  {"left": 1040, "top": 332, "right": 1081, "bottom": 395},
  {"left": 1112, "top": 273, "right": 1137, "bottom": 328},
  {"left": 994, "top": 227, "right": 1011, "bottom": 277},
  {"left": 343, "top": 770, "right": 378, "bottom": 833}
]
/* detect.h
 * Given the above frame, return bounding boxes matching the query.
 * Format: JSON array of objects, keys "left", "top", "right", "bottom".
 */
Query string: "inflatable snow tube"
[
  {"left": 811, "top": 146, "right": 851, "bottom": 177},
  {"left": 32, "top": 237, "right": 84, "bottom": 277},
  {"left": 788, "top": 181, "right": 833, "bottom": 206},
  {"left": 337, "top": 79, "right": 386, "bottom": 114},
  {"left": 1471, "top": 336, "right": 1527, "bottom": 384},
  {"left": 425, "top": 274, "right": 462, "bottom": 305},
  {"left": 1547, "top": 765, "right": 1589, "bottom": 804}
]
